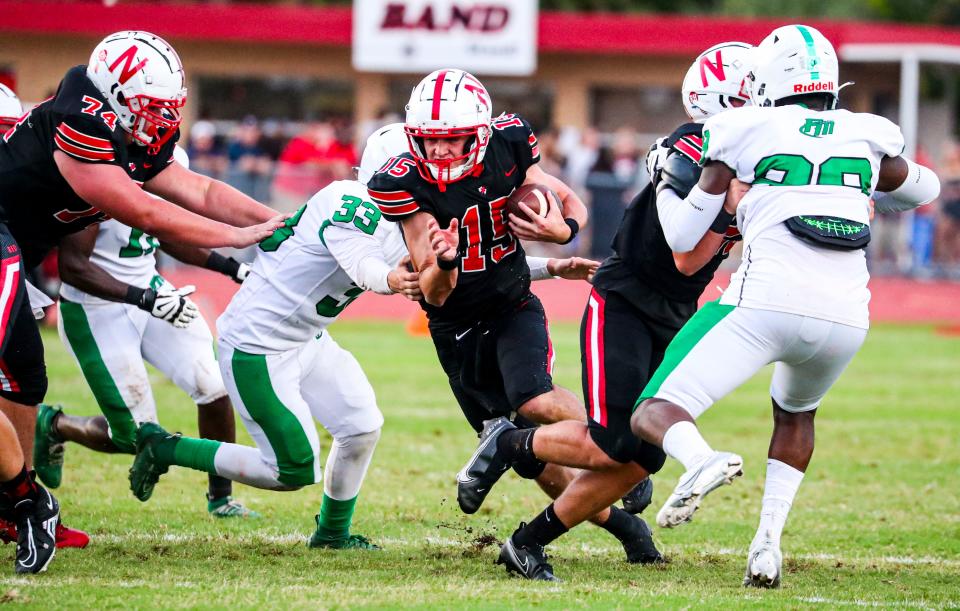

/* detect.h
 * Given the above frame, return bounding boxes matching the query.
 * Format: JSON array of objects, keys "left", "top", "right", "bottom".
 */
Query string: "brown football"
[{"left": 505, "top": 184, "right": 563, "bottom": 222}]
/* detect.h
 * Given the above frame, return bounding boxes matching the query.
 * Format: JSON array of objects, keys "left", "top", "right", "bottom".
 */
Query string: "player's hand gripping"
[
  {"left": 508, "top": 191, "right": 570, "bottom": 243},
  {"left": 645, "top": 136, "right": 670, "bottom": 183},
  {"left": 547, "top": 256, "right": 600, "bottom": 282},
  {"left": 427, "top": 216, "right": 460, "bottom": 263},
  {"left": 388, "top": 255, "right": 422, "bottom": 301},
  {"left": 142, "top": 285, "right": 199, "bottom": 328},
  {"left": 229, "top": 214, "right": 290, "bottom": 248},
  {"left": 725, "top": 179, "right": 751, "bottom": 215}
]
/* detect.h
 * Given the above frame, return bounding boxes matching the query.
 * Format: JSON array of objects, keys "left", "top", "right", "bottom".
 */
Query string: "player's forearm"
[
  {"left": 159, "top": 241, "right": 212, "bottom": 268},
  {"left": 420, "top": 264, "right": 457, "bottom": 306},
  {"left": 673, "top": 231, "right": 725, "bottom": 276},
  {"left": 199, "top": 178, "right": 277, "bottom": 225},
  {"left": 134, "top": 204, "right": 247, "bottom": 249},
  {"left": 559, "top": 189, "right": 588, "bottom": 229},
  {"left": 58, "top": 256, "right": 133, "bottom": 303}
]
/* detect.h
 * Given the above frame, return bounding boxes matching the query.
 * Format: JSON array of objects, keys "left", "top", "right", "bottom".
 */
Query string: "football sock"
[
  {"left": 497, "top": 427, "right": 537, "bottom": 463},
  {"left": 170, "top": 436, "right": 220, "bottom": 474},
  {"left": 0, "top": 466, "right": 39, "bottom": 504},
  {"left": 313, "top": 494, "right": 357, "bottom": 542},
  {"left": 662, "top": 421, "right": 714, "bottom": 471},
  {"left": 207, "top": 475, "right": 232, "bottom": 502},
  {"left": 754, "top": 459, "right": 804, "bottom": 547},
  {"left": 324, "top": 430, "right": 380, "bottom": 500},
  {"left": 599, "top": 506, "right": 637, "bottom": 542},
  {"left": 514, "top": 503, "right": 569, "bottom": 549}
]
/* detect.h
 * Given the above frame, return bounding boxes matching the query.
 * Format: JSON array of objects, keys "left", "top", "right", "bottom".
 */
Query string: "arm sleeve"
[
  {"left": 322, "top": 224, "right": 394, "bottom": 295},
  {"left": 525, "top": 256, "right": 554, "bottom": 281},
  {"left": 874, "top": 158, "right": 940, "bottom": 212},
  {"left": 657, "top": 185, "right": 727, "bottom": 253}
]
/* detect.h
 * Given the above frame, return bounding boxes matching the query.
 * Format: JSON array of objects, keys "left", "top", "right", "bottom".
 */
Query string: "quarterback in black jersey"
[
  {"left": 464, "top": 43, "right": 753, "bottom": 579},
  {"left": 0, "top": 31, "right": 283, "bottom": 516}
]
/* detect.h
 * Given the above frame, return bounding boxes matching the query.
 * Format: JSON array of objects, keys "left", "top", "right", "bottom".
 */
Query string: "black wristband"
[
  {"left": 206, "top": 252, "right": 241, "bottom": 279},
  {"left": 560, "top": 218, "right": 580, "bottom": 245},
  {"left": 710, "top": 209, "right": 736, "bottom": 234},
  {"left": 436, "top": 254, "right": 460, "bottom": 271},
  {"left": 125, "top": 286, "right": 156, "bottom": 311}
]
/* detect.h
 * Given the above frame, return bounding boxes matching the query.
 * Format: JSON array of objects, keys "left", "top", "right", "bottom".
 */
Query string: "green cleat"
[
  {"left": 308, "top": 533, "right": 381, "bottom": 550},
  {"left": 208, "top": 496, "right": 262, "bottom": 519},
  {"left": 34, "top": 404, "right": 65, "bottom": 489},
  {"left": 128, "top": 422, "right": 176, "bottom": 502}
]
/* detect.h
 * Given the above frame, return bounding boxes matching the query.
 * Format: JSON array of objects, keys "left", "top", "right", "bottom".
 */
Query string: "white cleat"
[
  {"left": 743, "top": 534, "right": 782, "bottom": 588},
  {"left": 656, "top": 451, "right": 743, "bottom": 528}
]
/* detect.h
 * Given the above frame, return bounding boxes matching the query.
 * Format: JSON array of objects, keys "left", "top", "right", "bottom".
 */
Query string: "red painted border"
[{"left": 3, "top": 2, "right": 960, "bottom": 55}]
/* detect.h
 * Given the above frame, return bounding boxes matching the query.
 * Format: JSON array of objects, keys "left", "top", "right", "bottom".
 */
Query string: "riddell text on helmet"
[{"left": 793, "top": 82, "right": 835, "bottom": 93}]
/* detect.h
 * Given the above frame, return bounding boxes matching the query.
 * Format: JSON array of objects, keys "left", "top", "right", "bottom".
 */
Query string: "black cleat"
[
  {"left": 621, "top": 477, "right": 654, "bottom": 515},
  {"left": 621, "top": 515, "right": 663, "bottom": 564},
  {"left": 13, "top": 485, "right": 59, "bottom": 574},
  {"left": 456, "top": 417, "right": 516, "bottom": 514},
  {"left": 497, "top": 528, "right": 559, "bottom": 581}
]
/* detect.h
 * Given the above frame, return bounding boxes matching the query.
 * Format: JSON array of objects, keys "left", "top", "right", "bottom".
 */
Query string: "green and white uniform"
[
  {"left": 58, "top": 218, "right": 226, "bottom": 452},
  {"left": 644, "top": 105, "right": 903, "bottom": 417},
  {"left": 212, "top": 180, "right": 398, "bottom": 489}
]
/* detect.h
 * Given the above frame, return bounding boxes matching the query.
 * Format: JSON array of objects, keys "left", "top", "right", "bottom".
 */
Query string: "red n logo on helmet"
[
  {"left": 699, "top": 50, "right": 725, "bottom": 87},
  {"left": 108, "top": 45, "right": 148, "bottom": 85}
]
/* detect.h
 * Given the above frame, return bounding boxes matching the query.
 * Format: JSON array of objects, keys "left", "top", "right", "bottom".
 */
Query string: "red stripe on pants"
[{"left": 586, "top": 288, "right": 607, "bottom": 426}]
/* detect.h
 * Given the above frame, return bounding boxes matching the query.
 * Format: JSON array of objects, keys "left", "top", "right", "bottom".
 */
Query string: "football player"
[
  {"left": 126, "top": 123, "right": 601, "bottom": 549},
  {"left": 0, "top": 409, "right": 58, "bottom": 573},
  {"left": 368, "top": 71, "right": 664, "bottom": 579},
  {"left": 631, "top": 25, "right": 940, "bottom": 587},
  {"left": 30, "top": 146, "right": 258, "bottom": 518},
  {"left": 451, "top": 44, "right": 753, "bottom": 580}
]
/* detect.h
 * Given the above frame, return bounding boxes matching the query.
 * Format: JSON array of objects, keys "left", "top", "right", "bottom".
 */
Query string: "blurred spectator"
[
  {"left": 935, "top": 141, "right": 960, "bottom": 275},
  {"left": 584, "top": 128, "right": 640, "bottom": 259},
  {"left": 560, "top": 126, "right": 600, "bottom": 198},
  {"left": 225, "top": 116, "right": 273, "bottom": 203},
  {"left": 272, "top": 118, "right": 357, "bottom": 213},
  {"left": 185, "top": 120, "right": 227, "bottom": 179}
]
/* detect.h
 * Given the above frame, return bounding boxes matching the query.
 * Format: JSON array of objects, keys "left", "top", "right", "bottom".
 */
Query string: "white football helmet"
[
  {"left": 682, "top": 42, "right": 753, "bottom": 122},
  {"left": 357, "top": 122, "right": 408, "bottom": 186},
  {"left": 747, "top": 25, "right": 839, "bottom": 109},
  {"left": 404, "top": 69, "right": 493, "bottom": 186},
  {"left": 0, "top": 84, "right": 23, "bottom": 127},
  {"left": 87, "top": 31, "right": 186, "bottom": 153}
]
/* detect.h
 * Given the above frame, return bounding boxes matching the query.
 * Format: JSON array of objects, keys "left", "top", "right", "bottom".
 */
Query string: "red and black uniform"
[
  {"left": 582, "top": 122, "right": 741, "bottom": 473},
  {"left": 0, "top": 65, "right": 178, "bottom": 404},
  {"left": 368, "top": 114, "right": 552, "bottom": 431}
]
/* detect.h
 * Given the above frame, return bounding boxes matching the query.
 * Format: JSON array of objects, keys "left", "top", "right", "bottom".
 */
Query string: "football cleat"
[
  {"left": 208, "top": 496, "right": 261, "bottom": 519},
  {"left": 0, "top": 518, "right": 89, "bottom": 549},
  {"left": 34, "top": 404, "right": 65, "bottom": 489},
  {"left": 744, "top": 532, "right": 782, "bottom": 588},
  {"left": 497, "top": 527, "right": 559, "bottom": 581},
  {"left": 456, "top": 417, "right": 516, "bottom": 514},
  {"left": 620, "top": 515, "right": 664, "bottom": 564},
  {"left": 621, "top": 477, "right": 654, "bottom": 515},
  {"left": 656, "top": 451, "right": 743, "bottom": 528},
  {"left": 12, "top": 486, "right": 59, "bottom": 574},
  {"left": 128, "top": 422, "right": 176, "bottom": 502},
  {"left": 308, "top": 533, "right": 381, "bottom": 551}
]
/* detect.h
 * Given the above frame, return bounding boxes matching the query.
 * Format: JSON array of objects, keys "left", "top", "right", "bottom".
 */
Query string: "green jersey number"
[
  {"left": 315, "top": 284, "right": 364, "bottom": 318},
  {"left": 259, "top": 204, "right": 307, "bottom": 252},
  {"left": 754, "top": 154, "right": 872, "bottom": 195},
  {"left": 332, "top": 195, "right": 381, "bottom": 235},
  {"left": 119, "top": 228, "right": 159, "bottom": 258}
]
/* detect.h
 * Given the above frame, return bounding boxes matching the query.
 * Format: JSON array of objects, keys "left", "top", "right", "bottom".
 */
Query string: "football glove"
[
  {"left": 141, "top": 285, "right": 199, "bottom": 328},
  {"left": 655, "top": 151, "right": 703, "bottom": 200},
  {"left": 645, "top": 137, "right": 669, "bottom": 185},
  {"left": 232, "top": 262, "right": 251, "bottom": 284}
]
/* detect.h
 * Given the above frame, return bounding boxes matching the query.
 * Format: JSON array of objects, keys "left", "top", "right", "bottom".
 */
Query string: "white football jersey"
[
  {"left": 704, "top": 105, "right": 905, "bottom": 329},
  {"left": 218, "top": 180, "right": 407, "bottom": 354},
  {"left": 59, "top": 219, "right": 161, "bottom": 305}
]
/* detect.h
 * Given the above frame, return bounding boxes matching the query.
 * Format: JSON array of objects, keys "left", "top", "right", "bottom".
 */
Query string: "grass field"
[{"left": 2, "top": 321, "right": 958, "bottom": 609}]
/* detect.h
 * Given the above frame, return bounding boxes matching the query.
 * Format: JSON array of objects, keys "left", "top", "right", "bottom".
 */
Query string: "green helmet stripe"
[{"left": 796, "top": 25, "right": 820, "bottom": 80}]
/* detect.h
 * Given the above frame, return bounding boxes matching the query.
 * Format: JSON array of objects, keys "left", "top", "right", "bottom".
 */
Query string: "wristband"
[
  {"left": 206, "top": 252, "right": 242, "bottom": 279},
  {"left": 709, "top": 209, "right": 735, "bottom": 234},
  {"left": 560, "top": 218, "right": 580, "bottom": 245},
  {"left": 125, "top": 286, "right": 156, "bottom": 311},
  {"left": 436, "top": 254, "right": 460, "bottom": 271}
]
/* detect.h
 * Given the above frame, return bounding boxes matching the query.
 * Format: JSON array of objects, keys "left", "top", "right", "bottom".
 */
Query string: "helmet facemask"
[
  {"left": 404, "top": 125, "right": 489, "bottom": 188},
  {"left": 125, "top": 92, "right": 185, "bottom": 154}
]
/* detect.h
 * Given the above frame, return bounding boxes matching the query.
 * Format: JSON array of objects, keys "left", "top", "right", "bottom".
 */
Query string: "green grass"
[{"left": 3, "top": 322, "right": 958, "bottom": 609}]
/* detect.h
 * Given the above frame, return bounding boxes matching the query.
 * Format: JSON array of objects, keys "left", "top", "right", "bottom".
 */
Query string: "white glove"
[
  {"left": 151, "top": 285, "right": 199, "bottom": 328},
  {"left": 645, "top": 137, "right": 669, "bottom": 184}
]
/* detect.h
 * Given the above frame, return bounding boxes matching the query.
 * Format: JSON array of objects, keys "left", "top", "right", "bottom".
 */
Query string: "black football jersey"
[
  {"left": 0, "top": 65, "right": 179, "bottom": 266},
  {"left": 592, "top": 122, "right": 742, "bottom": 328},
  {"left": 367, "top": 113, "right": 540, "bottom": 328}
]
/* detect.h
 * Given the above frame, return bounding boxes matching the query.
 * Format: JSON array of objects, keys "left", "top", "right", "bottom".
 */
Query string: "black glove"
[{"left": 655, "top": 151, "right": 703, "bottom": 199}]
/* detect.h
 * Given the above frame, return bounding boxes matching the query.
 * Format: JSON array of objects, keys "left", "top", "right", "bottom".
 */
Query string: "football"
[{"left": 505, "top": 183, "right": 563, "bottom": 222}]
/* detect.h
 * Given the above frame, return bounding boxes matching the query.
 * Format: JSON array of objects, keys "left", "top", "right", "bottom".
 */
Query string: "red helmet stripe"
[{"left": 431, "top": 70, "right": 448, "bottom": 121}]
